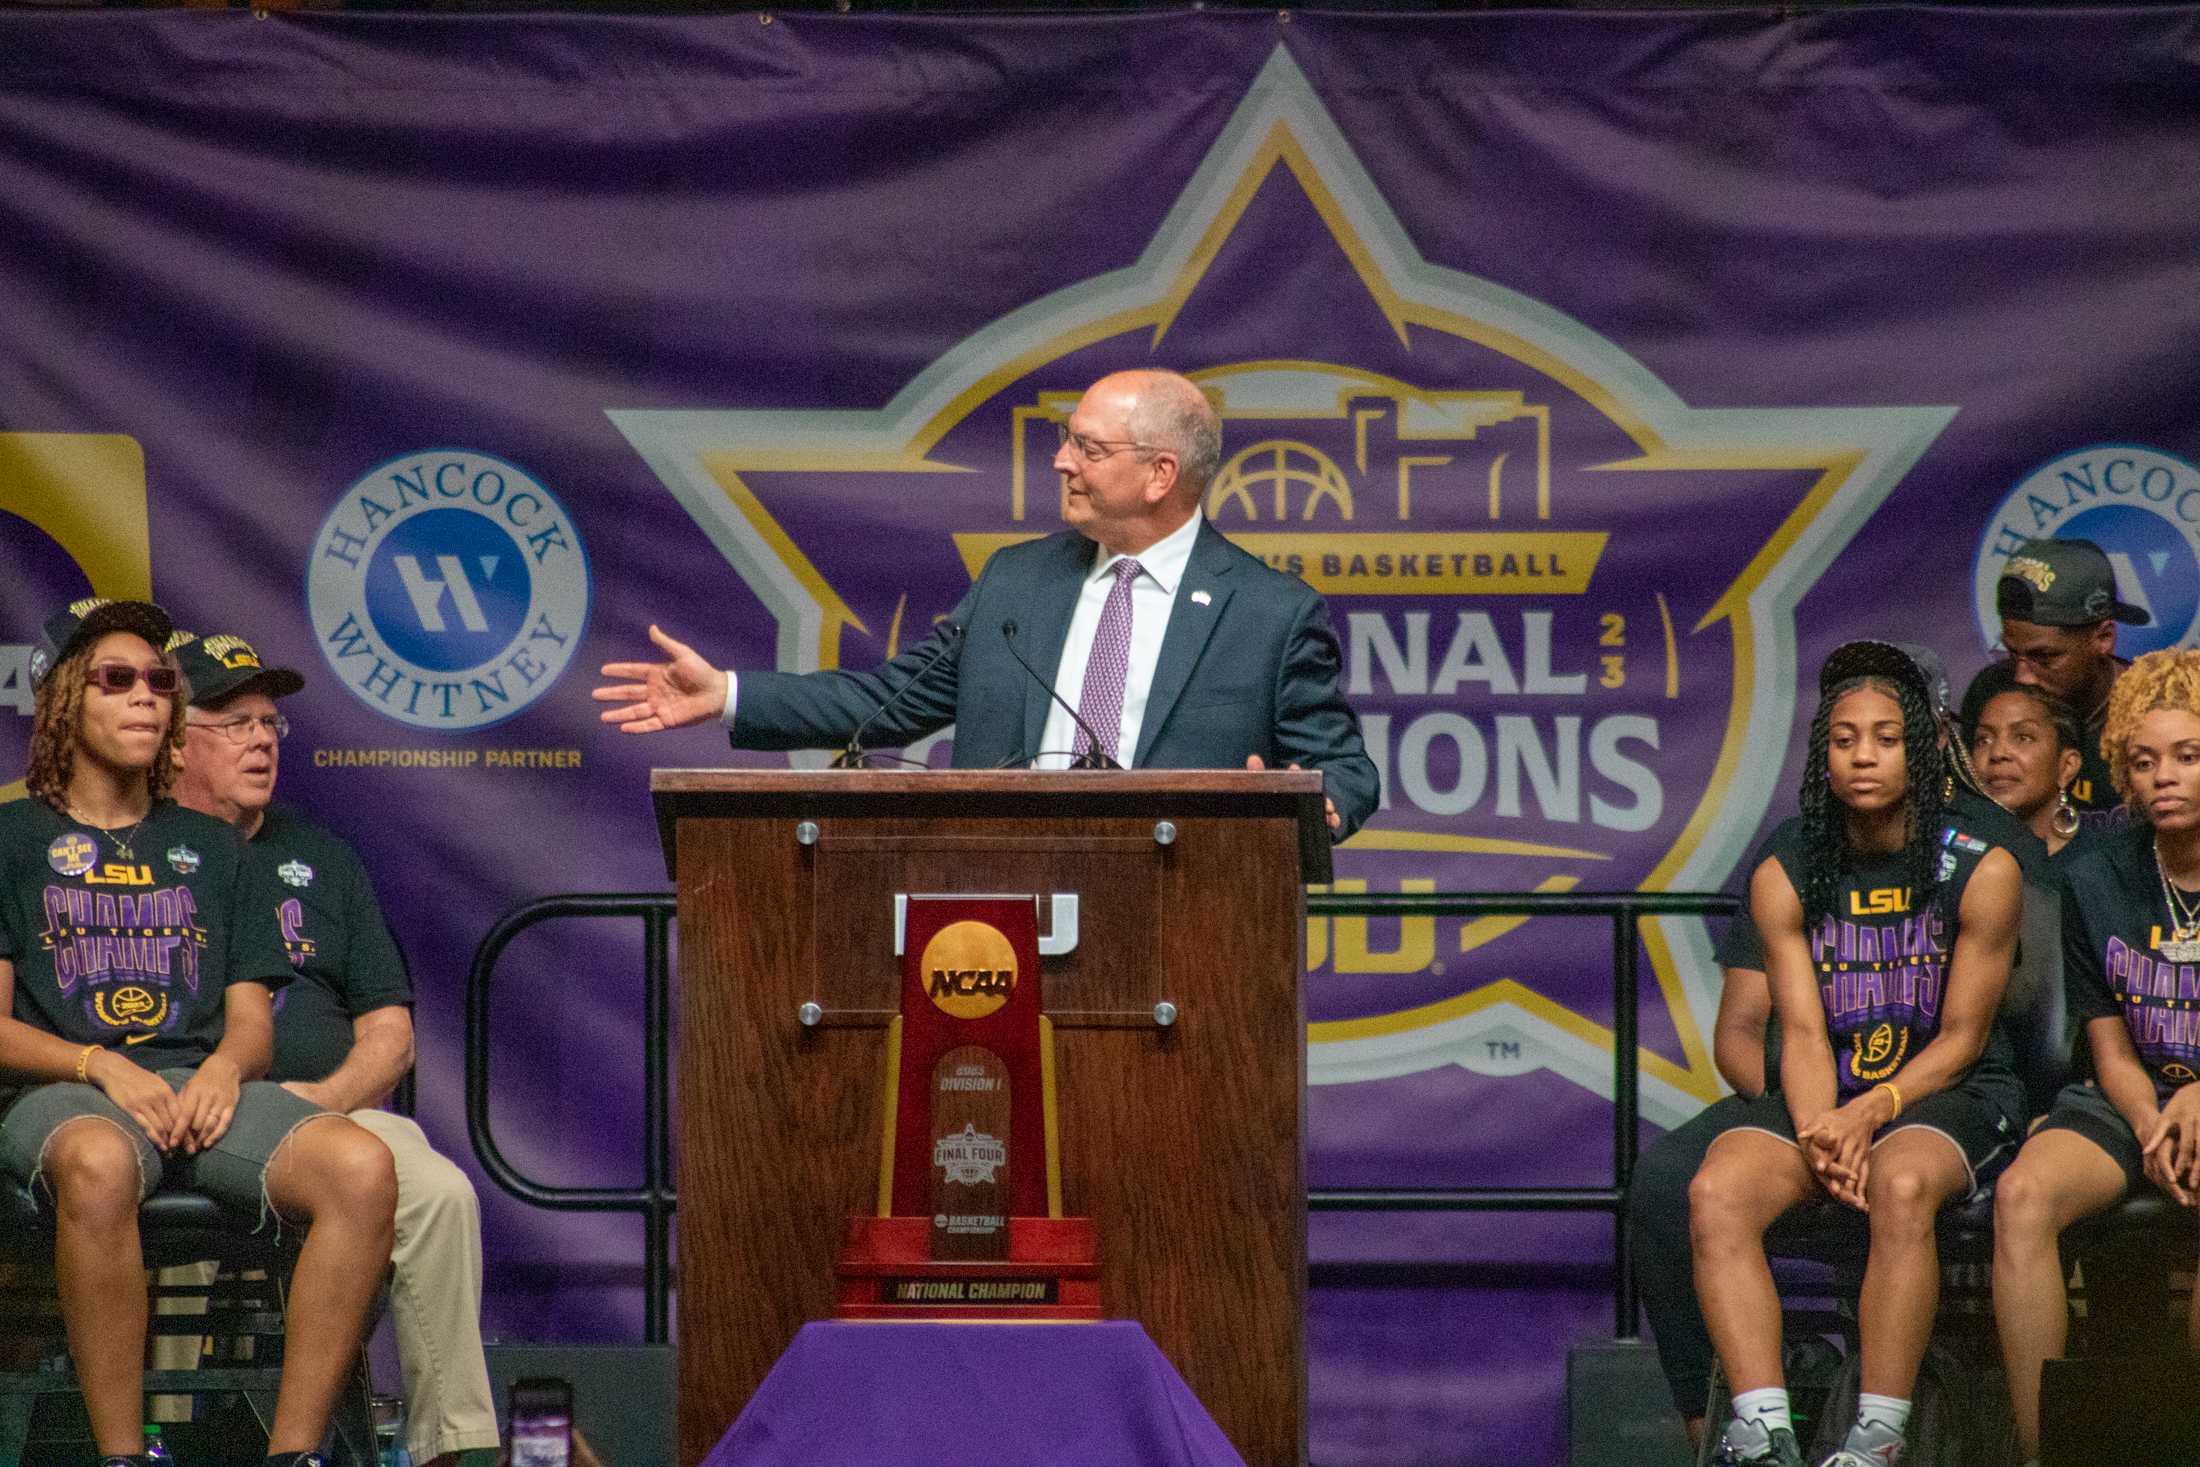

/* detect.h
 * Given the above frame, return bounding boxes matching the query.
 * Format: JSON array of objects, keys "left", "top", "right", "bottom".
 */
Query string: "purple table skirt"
[{"left": 703, "top": 1320, "right": 1250, "bottom": 1467}]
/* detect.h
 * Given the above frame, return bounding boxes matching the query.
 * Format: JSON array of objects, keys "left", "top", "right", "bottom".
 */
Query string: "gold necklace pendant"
[
  {"left": 2156, "top": 842, "right": 2200, "bottom": 962},
  {"left": 67, "top": 805, "right": 146, "bottom": 862}
]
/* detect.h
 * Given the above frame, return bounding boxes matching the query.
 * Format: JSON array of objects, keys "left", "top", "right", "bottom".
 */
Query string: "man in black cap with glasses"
[
  {"left": 166, "top": 630, "right": 500, "bottom": 1467},
  {"left": 1996, "top": 536, "right": 2149, "bottom": 814}
]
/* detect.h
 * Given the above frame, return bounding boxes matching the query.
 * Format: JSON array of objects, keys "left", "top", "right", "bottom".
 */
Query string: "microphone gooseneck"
[
  {"left": 1000, "top": 619, "right": 1119, "bottom": 770},
  {"left": 833, "top": 622, "right": 965, "bottom": 769}
]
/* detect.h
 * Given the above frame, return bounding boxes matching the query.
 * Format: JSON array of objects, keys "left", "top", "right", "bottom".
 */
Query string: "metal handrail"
[
  {"left": 1300, "top": 888, "right": 1740, "bottom": 1336},
  {"left": 466, "top": 893, "right": 675, "bottom": 1343},
  {"left": 464, "top": 887, "right": 1740, "bottom": 1343}
]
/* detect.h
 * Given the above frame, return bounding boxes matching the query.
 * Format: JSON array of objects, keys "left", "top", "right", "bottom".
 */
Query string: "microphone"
[
  {"left": 1000, "top": 619, "right": 1119, "bottom": 771},
  {"left": 833, "top": 622, "right": 964, "bottom": 769}
]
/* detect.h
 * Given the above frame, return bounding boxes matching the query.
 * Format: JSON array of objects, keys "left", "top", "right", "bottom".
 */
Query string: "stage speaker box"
[
  {"left": 1567, "top": 1340, "right": 1692, "bottom": 1467},
  {"left": 2040, "top": 1353, "right": 2200, "bottom": 1467},
  {"left": 484, "top": 1343, "right": 674, "bottom": 1467}
]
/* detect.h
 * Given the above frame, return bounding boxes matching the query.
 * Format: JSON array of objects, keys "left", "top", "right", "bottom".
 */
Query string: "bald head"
[
  {"left": 1094, "top": 369, "right": 1223, "bottom": 503},
  {"left": 1054, "top": 368, "right": 1225, "bottom": 556}
]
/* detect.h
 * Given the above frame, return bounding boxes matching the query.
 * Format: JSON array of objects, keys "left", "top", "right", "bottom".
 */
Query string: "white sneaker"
[{"left": 1817, "top": 1419, "right": 1904, "bottom": 1467}]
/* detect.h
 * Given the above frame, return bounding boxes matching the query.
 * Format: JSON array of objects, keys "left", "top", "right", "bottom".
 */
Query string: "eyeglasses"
[
  {"left": 1994, "top": 645, "right": 2068, "bottom": 673},
  {"left": 1055, "top": 422, "right": 1160, "bottom": 463},
  {"left": 85, "top": 663, "right": 179, "bottom": 695},
  {"left": 187, "top": 713, "right": 290, "bottom": 744}
]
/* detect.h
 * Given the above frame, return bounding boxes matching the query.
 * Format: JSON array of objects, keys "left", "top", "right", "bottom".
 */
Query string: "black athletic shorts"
[
  {"left": 1709, "top": 1071, "right": 2024, "bottom": 1200},
  {"left": 2031, "top": 1081, "right": 2149, "bottom": 1187}
]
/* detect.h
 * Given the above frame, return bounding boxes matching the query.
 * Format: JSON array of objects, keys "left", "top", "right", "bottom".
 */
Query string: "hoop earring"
[{"left": 2052, "top": 788, "right": 2081, "bottom": 839}]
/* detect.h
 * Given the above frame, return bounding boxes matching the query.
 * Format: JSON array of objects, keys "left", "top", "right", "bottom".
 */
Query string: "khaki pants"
[{"left": 154, "top": 1110, "right": 500, "bottom": 1461}]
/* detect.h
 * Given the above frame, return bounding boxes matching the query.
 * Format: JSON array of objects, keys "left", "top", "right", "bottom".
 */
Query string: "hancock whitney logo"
[
  {"left": 1971, "top": 444, "right": 2200, "bottom": 657},
  {"left": 306, "top": 450, "right": 590, "bottom": 732},
  {"left": 608, "top": 48, "right": 1952, "bottom": 1126}
]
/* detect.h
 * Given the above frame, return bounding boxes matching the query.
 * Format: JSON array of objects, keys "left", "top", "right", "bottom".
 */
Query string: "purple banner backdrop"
[{"left": 3, "top": 8, "right": 2198, "bottom": 1462}]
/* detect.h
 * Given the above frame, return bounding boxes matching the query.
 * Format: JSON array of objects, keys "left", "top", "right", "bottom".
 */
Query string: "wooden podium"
[{"left": 652, "top": 769, "right": 1329, "bottom": 1467}]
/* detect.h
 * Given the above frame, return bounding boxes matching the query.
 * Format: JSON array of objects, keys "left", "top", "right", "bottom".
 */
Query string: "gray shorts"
[{"left": 0, "top": 1068, "right": 336, "bottom": 1230}]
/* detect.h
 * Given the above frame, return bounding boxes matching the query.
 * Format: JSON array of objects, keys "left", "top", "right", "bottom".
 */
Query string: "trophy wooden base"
[{"left": 835, "top": 1216, "right": 1101, "bottom": 1320}]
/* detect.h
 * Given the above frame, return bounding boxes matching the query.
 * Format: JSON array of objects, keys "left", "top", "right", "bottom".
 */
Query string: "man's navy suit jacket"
[{"left": 731, "top": 521, "right": 1381, "bottom": 840}]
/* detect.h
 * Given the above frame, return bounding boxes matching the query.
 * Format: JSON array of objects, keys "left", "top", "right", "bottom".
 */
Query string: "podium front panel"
[{"left": 659, "top": 771, "right": 1315, "bottom": 1467}]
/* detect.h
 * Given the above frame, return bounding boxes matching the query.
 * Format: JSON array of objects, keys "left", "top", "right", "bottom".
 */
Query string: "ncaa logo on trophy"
[{"left": 306, "top": 448, "right": 591, "bottom": 731}]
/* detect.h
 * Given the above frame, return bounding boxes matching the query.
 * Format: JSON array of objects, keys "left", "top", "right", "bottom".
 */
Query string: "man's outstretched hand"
[
  {"left": 595, "top": 625, "right": 730, "bottom": 734},
  {"left": 1246, "top": 753, "right": 1340, "bottom": 831}
]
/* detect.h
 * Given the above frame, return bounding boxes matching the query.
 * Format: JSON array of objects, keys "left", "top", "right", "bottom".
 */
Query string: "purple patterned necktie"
[{"left": 1073, "top": 558, "right": 1143, "bottom": 763}]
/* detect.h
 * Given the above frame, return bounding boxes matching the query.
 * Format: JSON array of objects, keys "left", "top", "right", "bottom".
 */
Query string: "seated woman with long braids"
[
  {"left": 1961, "top": 660, "right": 2101, "bottom": 861},
  {"left": 1990, "top": 648, "right": 2200, "bottom": 1467},
  {"left": 1689, "top": 640, "right": 2026, "bottom": 1467}
]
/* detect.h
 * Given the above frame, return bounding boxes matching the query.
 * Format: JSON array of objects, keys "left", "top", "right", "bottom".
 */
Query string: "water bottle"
[{"left": 141, "top": 1426, "right": 170, "bottom": 1463}]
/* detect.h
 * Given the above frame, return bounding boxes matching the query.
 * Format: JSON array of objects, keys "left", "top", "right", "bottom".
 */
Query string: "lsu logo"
[
  {"left": 1972, "top": 444, "right": 2200, "bottom": 657},
  {"left": 306, "top": 450, "right": 591, "bottom": 732},
  {"left": 1849, "top": 1021, "right": 1910, "bottom": 1083},
  {"left": 609, "top": 48, "right": 1953, "bottom": 1128},
  {"left": 920, "top": 920, "right": 1019, "bottom": 1021},
  {"left": 1850, "top": 887, "right": 1911, "bottom": 916},
  {"left": 84, "top": 863, "right": 153, "bottom": 887}
]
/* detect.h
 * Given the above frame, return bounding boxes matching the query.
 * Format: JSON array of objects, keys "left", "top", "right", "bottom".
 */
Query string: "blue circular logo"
[
  {"left": 306, "top": 450, "right": 590, "bottom": 731},
  {"left": 1972, "top": 444, "right": 2200, "bottom": 656},
  {"left": 2055, "top": 503, "right": 2198, "bottom": 656},
  {"left": 363, "top": 508, "right": 533, "bottom": 672}
]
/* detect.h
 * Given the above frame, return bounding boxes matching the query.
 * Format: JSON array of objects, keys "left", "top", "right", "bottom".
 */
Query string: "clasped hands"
[
  {"left": 2139, "top": 1084, "right": 2200, "bottom": 1207},
  {"left": 1797, "top": 1088, "right": 1897, "bottom": 1211},
  {"left": 89, "top": 1050, "right": 240, "bottom": 1156}
]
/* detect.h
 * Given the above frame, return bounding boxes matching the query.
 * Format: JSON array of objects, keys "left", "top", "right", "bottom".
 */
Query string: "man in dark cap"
[
  {"left": 1996, "top": 536, "right": 2148, "bottom": 813},
  {"left": 166, "top": 630, "right": 499, "bottom": 1467}
]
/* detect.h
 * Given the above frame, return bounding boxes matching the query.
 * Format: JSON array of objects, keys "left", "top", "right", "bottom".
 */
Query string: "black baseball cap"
[
  {"left": 167, "top": 630, "right": 306, "bottom": 706},
  {"left": 1995, "top": 537, "right": 2150, "bottom": 627},
  {"left": 31, "top": 597, "right": 174, "bottom": 689},
  {"left": 1820, "top": 639, "right": 1950, "bottom": 718}
]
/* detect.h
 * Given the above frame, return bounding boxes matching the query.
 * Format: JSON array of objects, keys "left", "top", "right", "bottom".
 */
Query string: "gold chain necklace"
[
  {"left": 2153, "top": 840, "right": 2200, "bottom": 963},
  {"left": 67, "top": 804, "right": 150, "bottom": 863}
]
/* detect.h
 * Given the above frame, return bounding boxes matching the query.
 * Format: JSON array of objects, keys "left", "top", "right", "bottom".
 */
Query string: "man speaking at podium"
[{"left": 596, "top": 368, "right": 1379, "bottom": 840}]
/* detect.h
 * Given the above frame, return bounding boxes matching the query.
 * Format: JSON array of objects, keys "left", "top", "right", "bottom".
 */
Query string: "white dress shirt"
[
  {"left": 1034, "top": 512, "right": 1203, "bottom": 770},
  {"left": 723, "top": 513, "right": 1206, "bottom": 766}
]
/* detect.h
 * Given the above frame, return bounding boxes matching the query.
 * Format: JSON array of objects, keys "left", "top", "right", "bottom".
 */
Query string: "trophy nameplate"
[{"left": 836, "top": 894, "right": 1098, "bottom": 1320}]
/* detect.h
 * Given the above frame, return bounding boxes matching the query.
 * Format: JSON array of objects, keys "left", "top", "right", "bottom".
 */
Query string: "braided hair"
[{"left": 1795, "top": 673, "right": 1949, "bottom": 929}]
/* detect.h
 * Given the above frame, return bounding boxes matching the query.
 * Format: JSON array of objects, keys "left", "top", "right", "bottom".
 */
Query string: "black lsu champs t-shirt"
[
  {"left": 1719, "top": 789, "right": 2050, "bottom": 975},
  {"left": 0, "top": 799, "right": 292, "bottom": 1071},
  {"left": 252, "top": 805, "right": 412, "bottom": 1086},
  {"left": 1759, "top": 810, "right": 2017, "bottom": 1100},
  {"left": 2060, "top": 821, "right": 2200, "bottom": 1102}
]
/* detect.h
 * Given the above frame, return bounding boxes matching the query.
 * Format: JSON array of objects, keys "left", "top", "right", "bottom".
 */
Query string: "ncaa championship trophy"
[{"left": 835, "top": 894, "right": 1099, "bottom": 1318}]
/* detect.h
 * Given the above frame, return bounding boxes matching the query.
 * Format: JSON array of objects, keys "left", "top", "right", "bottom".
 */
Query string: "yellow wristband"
[
  {"left": 1877, "top": 1081, "right": 1902, "bottom": 1120},
  {"left": 73, "top": 1044, "right": 98, "bottom": 1084}
]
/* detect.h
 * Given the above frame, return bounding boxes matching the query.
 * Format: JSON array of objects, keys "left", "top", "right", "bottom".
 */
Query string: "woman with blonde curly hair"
[
  {"left": 1991, "top": 647, "right": 2200, "bottom": 1467},
  {"left": 0, "top": 598, "right": 396, "bottom": 1467}
]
